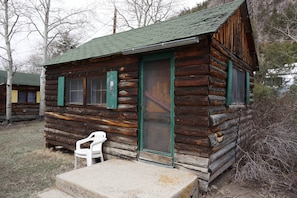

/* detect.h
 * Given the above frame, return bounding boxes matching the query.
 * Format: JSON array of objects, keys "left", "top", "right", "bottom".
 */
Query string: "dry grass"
[
  {"left": 0, "top": 121, "right": 75, "bottom": 198},
  {"left": 235, "top": 92, "right": 297, "bottom": 195}
]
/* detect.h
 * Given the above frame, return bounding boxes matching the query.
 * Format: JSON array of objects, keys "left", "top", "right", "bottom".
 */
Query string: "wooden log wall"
[
  {"left": 208, "top": 30, "right": 254, "bottom": 189},
  {"left": 45, "top": 55, "right": 139, "bottom": 160},
  {"left": 173, "top": 40, "right": 211, "bottom": 190},
  {"left": 0, "top": 85, "right": 40, "bottom": 121}
]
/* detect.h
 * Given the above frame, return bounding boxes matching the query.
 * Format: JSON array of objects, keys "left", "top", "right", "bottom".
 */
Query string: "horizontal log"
[
  {"left": 175, "top": 75, "right": 209, "bottom": 87},
  {"left": 117, "top": 104, "right": 137, "bottom": 112},
  {"left": 175, "top": 143, "right": 209, "bottom": 158},
  {"left": 174, "top": 40, "right": 209, "bottom": 58},
  {"left": 175, "top": 105, "right": 208, "bottom": 116},
  {"left": 175, "top": 95, "right": 208, "bottom": 106},
  {"left": 119, "top": 88, "right": 138, "bottom": 97},
  {"left": 175, "top": 134, "right": 209, "bottom": 147},
  {"left": 175, "top": 114, "right": 208, "bottom": 127},
  {"left": 209, "top": 76, "right": 226, "bottom": 88},
  {"left": 105, "top": 141, "right": 137, "bottom": 152},
  {"left": 118, "top": 97, "right": 137, "bottom": 104},
  {"left": 118, "top": 71, "right": 138, "bottom": 80},
  {"left": 210, "top": 113, "right": 229, "bottom": 127},
  {"left": 209, "top": 55, "right": 228, "bottom": 71},
  {"left": 118, "top": 81, "right": 138, "bottom": 89},
  {"left": 175, "top": 55, "right": 209, "bottom": 67},
  {"left": 209, "top": 141, "right": 236, "bottom": 163},
  {"left": 209, "top": 106, "right": 227, "bottom": 115},
  {"left": 46, "top": 112, "right": 138, "bottom": 128},
  {"left": 210, "top": 64, "right": 227, "bottom": 79},
  {"left": 175, "top": 124, "right": 210, "bottom": 137},
  {"left": 175, "top": 86, "right": 208, "bottom": 96},
  {"left": 209, "top": 157, "right": 234, "bottom": 182},
  {"left": 175, "top": 153, "right": 209, "bottom": 168},
  {"left": 175, "top": 64, "right": 209, "bottom": 76},
  {"left": 209, "top": 149, "right": 235, "bottom": 173},
  {"left": 209, "top": 87, "right": 225, "bottom": 96},
  {"left": 107, "top": 133, "right": 137, "bottom": 146},
  {"left": 104, "top": 146, "right": 137, "bottom": 159}
]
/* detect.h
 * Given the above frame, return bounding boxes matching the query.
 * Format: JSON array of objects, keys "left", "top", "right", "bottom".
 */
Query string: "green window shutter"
[
  {"left": 107, "top": 71, "right": 118, "bottom": 109},
  {"left": 226, "top": 60, "right": 233, "bottom": 106},
  {"left": 57, "top": 76, "right": 65, "bottom": 106},
  {"left": 246, "top": 71, "right": 250, "bottom": 105}
]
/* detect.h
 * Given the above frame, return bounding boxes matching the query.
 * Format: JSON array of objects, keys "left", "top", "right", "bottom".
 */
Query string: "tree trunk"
[
  {"left": 39, "top": 0, "right": 50, "bottom": 119},
  {"left": 4, "top": 0, "right": 13, "bottom": 123}
]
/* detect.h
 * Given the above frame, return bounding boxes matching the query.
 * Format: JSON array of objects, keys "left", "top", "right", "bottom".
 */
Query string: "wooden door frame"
[{"left": 138, "top": 51, "right": 175, "bottom": 165}]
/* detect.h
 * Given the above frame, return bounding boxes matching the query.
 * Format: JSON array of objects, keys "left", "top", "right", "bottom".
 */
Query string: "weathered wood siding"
[
  {"left": 173, "top": 40, "right": 211, "bottom": 186},
  {"left": 208, "top": 4, "right": 255, "bottom": 185},
  {"left": 45, "top": 56, "right": 139, "bottom": 160}
]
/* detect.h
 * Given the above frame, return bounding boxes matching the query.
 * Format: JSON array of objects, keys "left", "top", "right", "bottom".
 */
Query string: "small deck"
[{"left": 38, "top": 159, "right": 199, "bottom": 198}]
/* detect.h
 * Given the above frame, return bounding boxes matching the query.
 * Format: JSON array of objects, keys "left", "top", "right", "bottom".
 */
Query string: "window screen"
[
  {"left": 232, "top": 68, "right": 245, "bottom": 104},
  {"left": 87, "top": 76, "right": 107, "bottom": 105},
  {"left": 66, "top": 78, "right": 83, "bottom": 104},
  {"left": 18, "top": 91, "right": 27, "bottom": 103}
]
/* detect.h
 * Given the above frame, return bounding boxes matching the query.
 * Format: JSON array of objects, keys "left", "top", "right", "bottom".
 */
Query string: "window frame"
[
  {"left": 65, "top": 78, "right": 84, "bottom": 105},
  {"left": 226, "top": 60, "right": 250, "bottom": 106},
  {"left": 87, "top": 75, "right": 107, "bottom": 106}
]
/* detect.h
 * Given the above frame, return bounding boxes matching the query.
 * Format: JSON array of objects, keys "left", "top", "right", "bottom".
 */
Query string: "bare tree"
[
  {"left": 266, "top": 2, "right": 297, "bottom": 42},
  {"left": 0, "top": 0, "right": 21, "bottom": 123},
  {"left": 25, "top": 0, "right": 94, "bottom": 118},
  {"left": 112, "top": 0, "right": 177, "bottom": 30}
]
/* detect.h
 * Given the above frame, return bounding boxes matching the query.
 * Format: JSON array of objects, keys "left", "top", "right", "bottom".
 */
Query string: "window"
[
  {"left": 28, "top": 91, "right": 36, "bottom": 103},
  {"left": 232, "top": 68, "right": 245, "bottom": 104},
  {"left": 16, "top": 90, "right": 37, "bottom": 103},
  {"left": 63, "top": 75, "right": 108, "bottom": 106},
  {"left": 87, "top": 76, "right": 107, "bottom": 105},
  {"left": 66, "top": 78, "right": 83, "bottom": 104},
  {"left": 18, "top": 91, "right": 27, "bottom": 103},
  {"left": 226, "top": 60, "right": 250, "bottom": 106}
]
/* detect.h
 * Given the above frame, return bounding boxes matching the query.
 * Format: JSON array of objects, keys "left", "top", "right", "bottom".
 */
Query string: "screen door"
[{"left": 141, "top": 57, "right": 172, "bottom": 154}]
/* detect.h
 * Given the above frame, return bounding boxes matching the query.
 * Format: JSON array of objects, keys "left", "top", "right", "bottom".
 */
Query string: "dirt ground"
[{"left": 0, "top": 120, "right": 295, "bottom": 198}]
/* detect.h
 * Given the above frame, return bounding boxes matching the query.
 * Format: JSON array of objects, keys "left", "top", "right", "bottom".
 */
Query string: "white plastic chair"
[{"left": 74, "top": 131, "right": 107, "bottom": 169}]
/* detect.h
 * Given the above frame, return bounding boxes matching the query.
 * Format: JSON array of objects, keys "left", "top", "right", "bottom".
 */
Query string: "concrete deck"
[{"left": 38, "top": 159, "right": 198, "bottom": 198}]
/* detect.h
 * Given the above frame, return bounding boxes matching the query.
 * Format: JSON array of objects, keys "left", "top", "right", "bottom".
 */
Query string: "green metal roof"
[
  {"left": 0, "top": 70, "right": 40, "bottom": 86},
  {"left": 45, "top": 0, "right": 245, "bottom": 66}
]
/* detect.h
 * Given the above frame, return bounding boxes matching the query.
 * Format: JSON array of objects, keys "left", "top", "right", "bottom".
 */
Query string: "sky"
[{"left": 3, "top": 0, "right": 206, "bottom": 68}]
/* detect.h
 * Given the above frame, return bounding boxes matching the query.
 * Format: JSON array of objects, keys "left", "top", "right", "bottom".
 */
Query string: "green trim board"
[
  {"left": 226, "top": 60, "right": 233, "bottom": 106},
  {"left": 106, "top": 71, "right": 118, "bottom": 109},
  {"left": 57, "top": 76, "right": 65, "bottom": 106}
]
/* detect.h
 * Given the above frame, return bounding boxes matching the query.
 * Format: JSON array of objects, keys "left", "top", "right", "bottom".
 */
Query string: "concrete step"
[
  {"left": 38, "top": 159, "right": 199, "bottom": 198},
  {"left": 37, "top": 189, "right": 74, "bottom": 198}
]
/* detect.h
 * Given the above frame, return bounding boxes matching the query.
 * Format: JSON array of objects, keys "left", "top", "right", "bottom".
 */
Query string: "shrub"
[
  {"left": 235, "top": 91, "right": 297, "bottom": 194},
  {"left": 253, "top": 83, "right": 277, "bottom": 101}
]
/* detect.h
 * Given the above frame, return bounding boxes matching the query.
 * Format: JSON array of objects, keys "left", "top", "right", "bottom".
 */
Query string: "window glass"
[
  {"left": 18, "top": 91, "right": 27, "bottom": 103},
  {"left": 232, "top": 68, "right": 245, "bottom": 104},
  {"left": 28, "top": 91, "right": 36, "bottom": 103},
  {"left": 87, "top": 76, "right": 107, "bottom": 105},
  {"left": 66, "top": 78, "right": 83, "bottom": 104}
]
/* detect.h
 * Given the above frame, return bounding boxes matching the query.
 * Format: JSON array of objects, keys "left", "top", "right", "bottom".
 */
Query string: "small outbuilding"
[
  {"left": 0, "top": 70, "right": 40, "bottom": 122},
  {"left": 44, "top": 0, "right": 258, "bottom": 191}
]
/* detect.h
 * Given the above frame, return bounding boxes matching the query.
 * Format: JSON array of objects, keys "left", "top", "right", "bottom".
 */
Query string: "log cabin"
[
  {"left": 0, "top": 70, "right": 40, "bottom": 122},
  {"left": 44, "top": 0, "right": 258, "bottom": 191}
]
